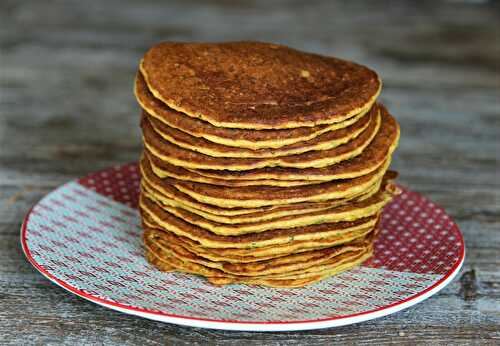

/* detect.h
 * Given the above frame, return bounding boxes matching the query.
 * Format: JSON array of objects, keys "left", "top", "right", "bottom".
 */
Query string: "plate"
[{"left": 21, "top": 163, "right": 464, "bottom": 331}]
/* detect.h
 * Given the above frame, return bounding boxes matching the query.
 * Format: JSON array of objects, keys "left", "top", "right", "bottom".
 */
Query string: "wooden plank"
[{"left": 1, "top": 0, "right": 499, "bottom": 344}]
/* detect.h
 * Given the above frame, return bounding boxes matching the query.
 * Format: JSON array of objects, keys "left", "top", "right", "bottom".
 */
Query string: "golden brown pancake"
[
  {"left": 145, "top": 232, "right": 370, "bottom": 277},
  {"left": 140, "top": 156, "right": 384, "bottom": 220},
  {"left": 142, "top": 179, "right": 365, "bottom": 224},
  {"left": 140, "top": 41, "right": 381, "bottom": 129},
  {"left": 144, "top": 150, "right": 325, "bottom": 187},
  {"left": 146, "top": 103, "right": 372, "bottom": 158},
  {"left": 144, "top": 236, "right": 373, "bottom": 287},
  {"left": 149, "top": 235, "right": 369, "bottom": 277},
  {"left": 209, "top": 248, "right": 373, "bottom": 287},
  {"left": 141, "top": 108, "right": 380, "bottom": 170},
  {"left": 143, "top": 225, "right": 374, "bottom": 263},
  {"left": 135, "top": 72, "right": 369, "bottom": 149},
  {"left": 171, "top": 158, "right": 390, "bottom": 208},
  {"left": 141, "top": 174, "right": 381, "bottom": 224},
  {"left": 142, "top": 186, "right": 392, "bottom": 235},
  {"left": 140, "top": 194, "right": 380, "bottom": 249},
  {"left": 184, "top": 104, "right": 399, "bottom": 181}
]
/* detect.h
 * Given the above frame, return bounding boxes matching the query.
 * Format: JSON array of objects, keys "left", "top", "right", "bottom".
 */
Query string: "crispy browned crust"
[{"left": 140, "top": 41, "right": 381, "bottom": 129}]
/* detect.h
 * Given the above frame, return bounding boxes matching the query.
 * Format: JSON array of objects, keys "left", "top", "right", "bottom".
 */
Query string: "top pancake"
[
  {"left": 140, "top": 41, "right": 381, "bottom": 130},
  {"left": 135, "top": 73, "right": 368, "bottom": 150}
]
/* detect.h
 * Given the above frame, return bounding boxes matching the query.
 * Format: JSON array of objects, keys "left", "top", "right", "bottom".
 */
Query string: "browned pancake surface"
[
  {"left": 146, "top": 103, "right": 373, "bottom": 158},
  {"left": 140, "top": 41, "right": 381, "bottom": 129},
  {"left": 140, "top": 157, "right": 382, "bottom": 218},
  {"left": 135, "top": 73, "right": 368, "bottom": 149},
  {"left": 187, "top": 105, "right": 399, "bottom": 181},
  {"left": 141, "top": 107, "right": 380, "bottom": 170},
  {"left": 145, "top": 150, "right": 324, "bottom": 186},
  {"left": 140, "top": 194, "right": 378, "bottom": 248}
]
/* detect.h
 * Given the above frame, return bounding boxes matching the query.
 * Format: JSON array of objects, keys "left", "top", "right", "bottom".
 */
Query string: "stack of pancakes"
[{"left": 135, "top": 42, "right": 400, "bottom": 288}]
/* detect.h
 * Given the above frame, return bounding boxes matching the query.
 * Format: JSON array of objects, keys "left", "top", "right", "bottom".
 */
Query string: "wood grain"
[{"left": 1, "top": 0, "right": 499, "bottom": 344}]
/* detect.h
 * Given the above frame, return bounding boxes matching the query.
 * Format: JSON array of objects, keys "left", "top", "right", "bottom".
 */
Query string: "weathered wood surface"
[{"left": 1, "top": 0, "right": 499, "bottom": 344}]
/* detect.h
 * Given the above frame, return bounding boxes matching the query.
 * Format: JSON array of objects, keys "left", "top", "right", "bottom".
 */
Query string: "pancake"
[
  {"left": 141, "top": 186, "right": 392, "bottom": 235},
  {"left": 135, "top": 73, "right": 369, "bottom": 149},
  {"left": 139, "top": 41, "right": 381, "bottom": 130},
  {"left": 142, "top": 177, "right": 354, "bottom": 222},
  {"left": 143, "top": 225, "right": 374, "bottom": 263},
  {"left": 140, "top": 194, "right": 380, "bottom": 249},
  {"left": 145, "top": 234, "right": 370, "bottom": 278},
  {"left": 143, "top": 215, "right": 378, "bottom": 259},
  {"left": 191, "top": 217, "right": 380, "bottom": 260},
  {"left": 141, "top": 175, "right": 382, "bottom": 224},
  {"left": 146, "top": 103, "right": 372, "bottom": 158},
  {"left": 141, "top": 108, "right": 381, "bottom": 170},
  {"left": 145, "top": 237, "right": 373, "bottom": 287},
  {"left": 135, "top": 41, "right": 400, "bottom": 288},
  {"left": 208, "top": 251, "right": 372, "bottom": 287},
  {"left": 145, "top": 247, "right": 320, "bottom": 288},
  {"left": 149, "top": 235, "right": 370, "bottom": 277},
  {"left": 208, "top": 248, "right": 373, "bottom": 287},
  {"left": 140, "top": 156, "right": 384, "bottom": 219},
  {"left": 145, "top": 150, "right": 325, "bottom": 187},
  {"left": 171, "top": 158, "right": 391, "bottom": 208},
  {"left": 185, "top": 104, "right": 399, "bottom": 181}
]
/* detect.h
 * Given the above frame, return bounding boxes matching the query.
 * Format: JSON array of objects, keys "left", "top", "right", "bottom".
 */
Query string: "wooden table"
[{"left": 1, "top": 1, "right": 499, "bottom": 344}]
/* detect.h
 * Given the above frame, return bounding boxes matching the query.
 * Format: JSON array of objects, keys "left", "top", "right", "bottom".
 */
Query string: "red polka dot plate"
[{"left": 21, "top": 163, "right": 464, "bottom": 331}]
